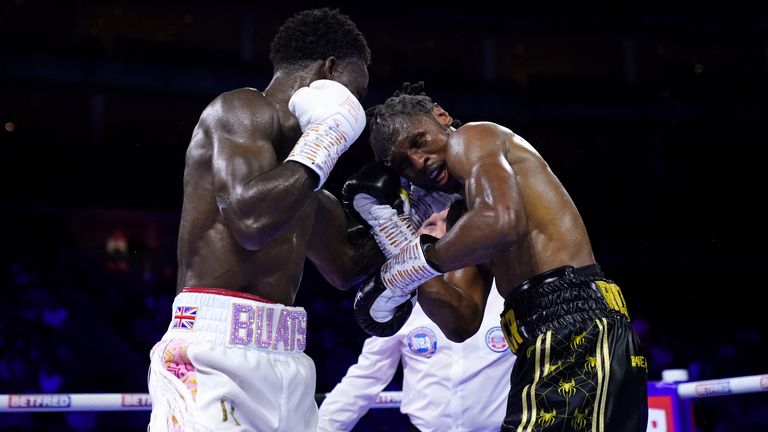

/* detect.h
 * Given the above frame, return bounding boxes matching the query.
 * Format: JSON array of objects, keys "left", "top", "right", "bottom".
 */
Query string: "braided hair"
[{"left": 366, "top": 82, "right": 461, "bottom": 162}]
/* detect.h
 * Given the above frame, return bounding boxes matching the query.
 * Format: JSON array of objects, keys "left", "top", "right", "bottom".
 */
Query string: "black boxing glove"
[
  {"left": 354, "top": 234, "right": 443, "bottom": 337},
  {"left": 353, "top": 271, "right": 417, "bottom": 337},
  {"left": 341, "top": 161, "right": 417, "bottom": 258}
]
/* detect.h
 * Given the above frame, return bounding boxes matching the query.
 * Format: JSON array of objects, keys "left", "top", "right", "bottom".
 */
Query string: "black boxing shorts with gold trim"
[{"left": 499, "top": 264, "right": 647, "bottom": 432}]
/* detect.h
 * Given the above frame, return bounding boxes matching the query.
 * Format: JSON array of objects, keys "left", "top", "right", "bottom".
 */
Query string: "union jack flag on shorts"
[{"left": 171, "top": 306, "right": 197, "bottom": 330}]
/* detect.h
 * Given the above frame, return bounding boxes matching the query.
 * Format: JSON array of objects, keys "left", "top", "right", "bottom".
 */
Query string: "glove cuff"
[
  {"left": 380, "top": 235, "right": 443, "bottom": 296},
  {"left": 371, "top": 213, "right": 417, "bottom": 260},
  {"left": 285, "top": 114, "right": 357, "bottom": 190}
]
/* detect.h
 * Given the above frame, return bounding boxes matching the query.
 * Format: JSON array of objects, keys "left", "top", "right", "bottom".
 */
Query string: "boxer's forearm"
[
  {"left": 220, "top": 162, "right": 320, "bottom": 250},
  {"left": 330, "top": 233, "right": 384, "bottom": 289},
  {"left": 418, "top": 265, "right": 491, "bottom": 343},
  {"left": 307, "top": 191, "right": 386, "bottom": 290},
  {"left": 418, "top": 276, "right": 484, "bottom": 343}
]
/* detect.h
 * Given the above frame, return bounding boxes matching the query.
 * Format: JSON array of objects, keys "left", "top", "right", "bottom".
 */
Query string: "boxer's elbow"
[
  {"left": 310, "top": 252, "right": 371, "bottom": 291},
  {"left": 218, "top": 191, "right": 294, "bottom": 250},
  {"left": 228, "top": 215, "right": 280, "bottom": 251},
  {"left": 444, "top": 330, "right": 470, "bottom": 343},
  {"left": 443, "top": 320, "right": 481, "bottom": 343},
  {"left": 231, "top": 227, "right": 267, "bottom": 251},
  {"left": 328, "top": 274, "right": 360, "bottom": 291},
  {"left": 330, "top": 258, "right": 376, "bottom": 291}
]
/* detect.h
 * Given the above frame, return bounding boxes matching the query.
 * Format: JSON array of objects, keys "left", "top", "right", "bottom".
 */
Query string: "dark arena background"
[{"left": 1, "top": 2, "right": 767, "bottom": 431}]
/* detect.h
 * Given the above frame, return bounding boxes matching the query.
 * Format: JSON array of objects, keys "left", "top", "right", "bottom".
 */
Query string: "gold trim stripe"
[
  {"left": 592, "top": 320, "right": 604, "bottom": 432},
  {"left": 598, "top": 318, "right": 610, "bottom": 432},
  {"left": 518, "top": 333, "right": 546, "bottom": 432},
  {"left": 517, "top": 384, "right": 529, "bottom": 432}
]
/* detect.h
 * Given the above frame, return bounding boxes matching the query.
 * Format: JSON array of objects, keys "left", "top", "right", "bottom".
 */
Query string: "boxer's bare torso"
[{"left": 178, "top": 66, "right": 378, "bottom": 305}]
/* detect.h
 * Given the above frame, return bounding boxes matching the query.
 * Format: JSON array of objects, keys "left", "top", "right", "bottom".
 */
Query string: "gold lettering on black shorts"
[
  {"left": 500, "top": 308, "right": 524, "bottom": 354},
  {"left": 631, "top": 355, "right": 648, "bottom": 371},
  {"left": 595, "top": 281, "right": 630, "bottom": 319}
]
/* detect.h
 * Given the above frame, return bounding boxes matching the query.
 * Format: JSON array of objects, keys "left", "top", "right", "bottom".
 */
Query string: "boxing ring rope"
[
  {"left": 0, "top": 391, "right": 403, "bottom": 413},
  {"left": 1, "top": 374, "right": 766, "bottom": 413},
  {"left": 676, "top": 374, "right": 768, "bottom": 399}
]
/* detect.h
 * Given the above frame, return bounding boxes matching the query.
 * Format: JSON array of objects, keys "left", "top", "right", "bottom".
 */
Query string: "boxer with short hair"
[
  {"left": 351, "top": 82, "right": 648, "bottom": 431},
  {"left": 146, "top": 8, "right": 380, "bottom": 432}
]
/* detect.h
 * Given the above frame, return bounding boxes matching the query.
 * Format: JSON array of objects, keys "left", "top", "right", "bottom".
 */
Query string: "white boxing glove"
[{"left": 286, "top": 80, "right": 366, "bottom": 190}]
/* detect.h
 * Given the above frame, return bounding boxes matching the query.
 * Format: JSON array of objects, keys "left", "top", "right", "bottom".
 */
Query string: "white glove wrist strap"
[
  {"left": 373, "top": 214, "right": 417, "bottom": 259},
  {"left": 285, "top": 113, "right": 354, "bottom": 190},
  {"left": 381, "top": 237, "right": 442, "bottom": 297}
]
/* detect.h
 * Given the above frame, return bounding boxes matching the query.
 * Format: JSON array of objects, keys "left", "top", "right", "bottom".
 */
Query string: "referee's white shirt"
[{"left": 318, "top": 284, "right": 516, "bottom": 432}]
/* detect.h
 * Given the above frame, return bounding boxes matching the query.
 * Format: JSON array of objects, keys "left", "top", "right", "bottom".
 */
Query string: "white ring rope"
[
  {"left": 0, "top": 374, "right": 765, "bottom": 413},
  {"left": 0, "top": 393, "right": 153, "bottom": 412},
  {"left": 676, "top": 374, "right": 768, "bottom": 399},
  {"left": 0, "top": 391, "right": 403, "bottom": 413}
]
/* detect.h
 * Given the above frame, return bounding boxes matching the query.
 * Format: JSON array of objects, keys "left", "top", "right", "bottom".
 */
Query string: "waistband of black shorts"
[
  {"left": 506, "top": 264, "right": 602, "bottom": 307},
  {"left": 499, "top": 263, "right": 633, "bottom": 353}
]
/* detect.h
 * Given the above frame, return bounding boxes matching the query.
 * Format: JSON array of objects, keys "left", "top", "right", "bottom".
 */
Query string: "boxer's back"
[{"left": 176, "top": 88, "right": 316, "bottom": 305}]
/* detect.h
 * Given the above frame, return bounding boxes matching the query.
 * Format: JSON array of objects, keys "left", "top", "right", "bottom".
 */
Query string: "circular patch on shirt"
[
  {"left": 485, "top": 326, "right": 508, "bottom": 352},
  {"left": 407, "top": 327, "right": 438, "bottom": 358}
]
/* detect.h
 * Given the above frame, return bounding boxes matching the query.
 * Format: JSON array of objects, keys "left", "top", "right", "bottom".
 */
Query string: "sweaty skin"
[
  {"left": 385, "top": 108, "right": 595, "bottom": 341},
  {"left": 176, "top": 57, "right": 381, "bottom": 305}
]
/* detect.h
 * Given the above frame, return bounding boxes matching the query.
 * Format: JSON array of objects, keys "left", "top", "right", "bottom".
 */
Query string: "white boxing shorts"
[{"left": 147, "top": 287, "right": 317, "bottom": 432}]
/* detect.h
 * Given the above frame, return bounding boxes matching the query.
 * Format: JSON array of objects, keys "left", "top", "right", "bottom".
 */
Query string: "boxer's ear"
[
  {"left": 319, "top": 56, "right": 337, "bottom": 79},
  {"left": 432, "top": 103, "right": 453, "bottom": 128}
]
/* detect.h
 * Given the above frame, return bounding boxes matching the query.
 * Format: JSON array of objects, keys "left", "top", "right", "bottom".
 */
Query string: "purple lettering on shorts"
[
  {"left": 271, "top": 309, "right": 291, "bottom": 351},
  {"left": 255, "top": 306, "right": 274, "bottom": 349},
  {"left": 230, "top": 304, "right": 255, "bottom": 345},
  {"left": 292, "top": 311, "right": 307, "bottom": 351},
  {"left": 227, "top": 302, "right": 307, "bottom": 352}
]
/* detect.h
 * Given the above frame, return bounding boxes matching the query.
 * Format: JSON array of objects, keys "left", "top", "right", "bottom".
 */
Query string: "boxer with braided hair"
[
  {"left": 344, "top": 82, "right": 464, "bottom": 337},
  {"left": 350, "top": 82, "right": 648, "bottom": 431}
]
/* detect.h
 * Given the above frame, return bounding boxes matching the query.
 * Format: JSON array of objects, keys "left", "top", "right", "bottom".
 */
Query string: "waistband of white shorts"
[{"left": 164, "top": 287, "right": 307, "bottom": 355}]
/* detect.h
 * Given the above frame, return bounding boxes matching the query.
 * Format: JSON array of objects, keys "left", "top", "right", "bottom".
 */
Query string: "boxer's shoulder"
[
  {"left": 200, "top": 88, "right": 278, "bottom": 139},
  {"left": 212, "top": 88, "right": 274, "bottom": 118}
]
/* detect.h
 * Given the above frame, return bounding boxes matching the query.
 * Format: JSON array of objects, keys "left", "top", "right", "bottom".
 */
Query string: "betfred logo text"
[
  {"left": 8, "top": 395, "right": 71, "bottom": 409},
  {"left": 121, "top": 394, "right": 152, "bottom": 407},
  {"left": 695, "top": 381, "right": 731, "bottom": 397}
]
